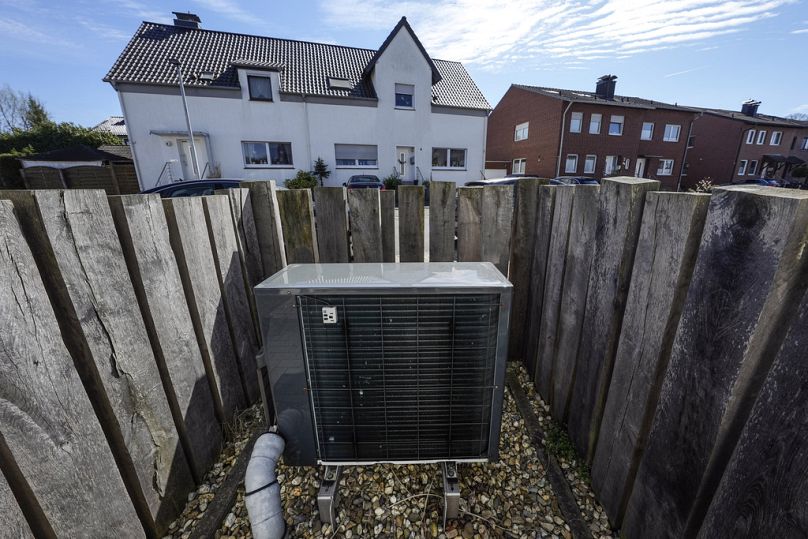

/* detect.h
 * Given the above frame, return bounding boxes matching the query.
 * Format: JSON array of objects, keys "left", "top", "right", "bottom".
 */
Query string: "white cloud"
[
  {"left": 75, "top": 17, "right": 130, "bottom": 41},
  {"left": 792, "top": 104, "right": 808, "bottom": 112},
  {"left": 321, "top": 0, "right": 793, "bottom": 67},
  {"left": 664, "top": 66, "right": 709, "bottom": 78},
  {"left": 0, "top": 17, "right": 79, "bottom": 48},
  {"left": 190, "top": 0, "right": 266, "bottom": 26},
  {"left": 793, "top": 28, "right": 808, "bottom": 33}
]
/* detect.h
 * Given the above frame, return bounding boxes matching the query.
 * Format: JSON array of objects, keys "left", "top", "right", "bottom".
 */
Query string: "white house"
[{"left": 104, "top": 13, "right": 491, "bottom": 190}]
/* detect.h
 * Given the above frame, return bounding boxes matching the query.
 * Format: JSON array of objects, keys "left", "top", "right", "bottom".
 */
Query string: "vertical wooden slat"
[
  {"left": 428, "top": 181, "right": 456, "bottom": 262},
  {"left": 380, "top": 190, "right": 396, "bottom": 263},
  {"left": 457, "top": 187, "right": 483, "bottom": 262},
  {"left": 244, "top": 180, "right": 286, "bottom": 277},
  {"left": 276, "top": 188, "right": 319, "bottom": 264},
  {"left": 590, "top": 192, "right": 709, "bottom": 527},
  {"left": 0, "top": 473, "right": 34, "bottom": 537},
  {"left": 313, "top": 187, "right": 349, "bottom": 263},
  {"left": 398, "top": 185, "right": 425, "bottom": 262},
  {"left": 0, "top": 198, "right": 142, "bottom": 537},
  {"left": 348, "top": 188, "right": 383, "bottom": 263},
  {"left": 480, "top": 185, "right": 514, "bottom": 275},
  {"left": 623, "top": 186, "right": 808, "bottom": 539}
]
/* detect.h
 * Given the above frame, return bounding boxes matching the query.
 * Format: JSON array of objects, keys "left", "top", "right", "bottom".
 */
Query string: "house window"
[
  {"left": 565, "top": 154, "right": 578, "bottom": 173},
  {"left": 746, "top": 130, "right": 756, "bottom": 144},
  {"left": 513, "top": 158, "right": 526, "bottom": 174},
  {"left": 589, "top": 114, "right": 602, "bottom": 134},
  {"left": 756, "top": 130, "right": 766, "bottom": 145},
  {"left": 242, "top": 141, "right": 292, "bottom": 166},
  {"left": 514, "top": 122, "right": 529, "bottom": 141},
  {"left": 802, "top": 137, "right": 808, "bottom": 150},
  {"left": 604, "top": 155, "right": 617, "bottom": 175},
  {"left": 395, "top": 83, "right": 414, "bottom": 108},
  {"left": 657, "top": 159, "right": 674, "bottom": 176},
  {"left": 748, "top": 160, "right": 758, "bottom": 175},
  {"left": 771, "top": 131, "right": 782, "bottom": 145},
  {"left": 738, "top": 160, "right": 748, "bottom": 175},
  {"left": 247, "top": 76, "right": 273, "bottom": 101},
  {"left": 570, "top": 112, "right": 583, "bottom": 133},
  {"left": 584, "top": 155, "right": 597, "bottom": 174},
  {"left": 609, "top": 115, "right": 624, "bottom": 136},
  {"left": 335, "top": 144, "right": 378, "bottom": 167},
  {"left": 641, "top": 122, "right": 654, "bottom": 141},
  {"left": 663, "top": 124, "right": 681, "bottom": 142},
  {"left": 432, "top": 148, "right": 466, "bottom": 168}
]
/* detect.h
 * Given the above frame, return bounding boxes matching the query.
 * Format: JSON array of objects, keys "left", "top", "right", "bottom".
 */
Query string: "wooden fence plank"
[
  {"left": 551, "top": 185, "right": 600, "bottom": 420},
  {"left": 313, "top": 187, "right": 349, "bottom": 263},
  {"left": 535, "top": 186, "right": 575, "bottom": 401},
  {"left": 698, "top": 283, "right": 808, "bottom": 538},
  {"left": 457, "top": 187, "right": 483, "bottom": 262},
  {"left": 428, "top": 181, "right": 456, "bottom": 262},
  {"left": 0, "top": 474, "right": 33, "bottom": 537},
  {"left": 0, "top": 199, "right": 142, "bottom": 537},
  {"left": 568, "top": 177, "right": 659, "bottom": 461},
  {"left": 623, "top": 187, "right": 808, "bottom": 539},
  {"left": 163, "top": 197, "right": 246, "bottom": 423},
  {"left": 507, "top": 178, "right": 546, "bottom": 360},
  {"left": 348, "top": 188, "right": 383, "bottom": 262},
  {"left": 398, "top": 185, "right": 425, "bottom": 262},
  {"left": 380, "top": 190, "right": 396, "bottom": 262},
  {"left": 244, "top": 181, "right": 286, "bottom": 278},
  {"left": 203, "top": 195, "right": 260, "bottom": 404},
  {"left": 481, "top": 186, "right": 514, "bottom": 274},
  {"left": 109, "top": 194, "right": 223, "bottom": 485},
  {"left": 590, "top": 192, "right": 709, "bottom": 527},
  {"left": 276, "top": 188, "right": 319, "bottom": 263},
  {"left": 2, "top": 190, "right": 192, "bottom": 535}
]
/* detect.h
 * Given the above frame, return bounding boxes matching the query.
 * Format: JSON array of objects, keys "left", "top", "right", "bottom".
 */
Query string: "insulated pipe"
[{"left": 245, "top": 432, "right": 286, "bottom": 539}]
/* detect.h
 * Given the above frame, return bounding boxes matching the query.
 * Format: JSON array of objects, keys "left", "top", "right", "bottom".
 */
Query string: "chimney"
[
  {"left": 741, "top": 99, "right": 761, "bottom": 117},
  {"left": 595, "top": 75, "right": 617, "bottom": 99},
  {"left": 172, "top": 11, "right": 201, "bottom": 29}
]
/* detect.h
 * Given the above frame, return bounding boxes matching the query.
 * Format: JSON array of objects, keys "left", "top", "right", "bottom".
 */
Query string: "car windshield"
[{"left": 349, "top": 176, "right": 378, "bottom": 183}]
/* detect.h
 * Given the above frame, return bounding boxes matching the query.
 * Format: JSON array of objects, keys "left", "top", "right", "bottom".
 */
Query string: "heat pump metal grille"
[{"left": 299, "top": 294, "right": 500, "bottom": 463}]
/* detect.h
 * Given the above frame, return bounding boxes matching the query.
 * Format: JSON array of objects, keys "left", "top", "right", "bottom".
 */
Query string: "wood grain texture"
[
  {"left": 567, "top": 177, "right": 659, "bottom": 461},
  {"left": 535, "top": 186, "right": 575, "bottom": 402},
  {"left": 244, "top": 180, "right": 286, "bottom": 278},
  {"left": 551, "top": 185, "right": 599, "bottom": 421},
  {"left": 457, "top": 187, "right": 483, "bottom": 262},
  {"left": 109, "top": 194, "right": 223, "bottom": 485},
  {"left": 481, "top": 185, "right": 514, "bottom": 274},
  {"left": 507, "top": 178, "right": 547, "bottom": 361},
  {"left": 524, "top": 186, "right": 556, "bottom": 380},
  {"left": 0, "top": 199, "right": 142, "bottom": 537},
  {"left": 428, "top": 181, "right": 456, "bottom": 262},
  {"left": 380, "top": 190, "right": 396, "bottom": 262},
  {"left": 203, "top": 195, "right": 260, "bottom": 404},
  {"left": 398, "top": 185, "right": 425, "bottom": 262},
  {"left": 276, "top": 188, "right": 319, "bottom": 264},
  {"left": 0, "top": 473, "right": 33, "bottom": 538},
  {"left": 163, "top": 197, "right": 246, "bottom": 424},
  {"left": 312, "top": 187, "right": 349, "bottom": 263},
  {"left": 590, "top": 192, "right": 709, "bottom": 527},
  {"left": 347, "top": 188, "right": 383, "bottom": 263},
  {"left": 623, "top": 187, "right": 808, "bottom": 539}
]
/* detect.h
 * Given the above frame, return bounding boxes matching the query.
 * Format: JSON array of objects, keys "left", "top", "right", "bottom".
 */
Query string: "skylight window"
[
  {"left": 328, "top": 77, "right": 353, "bottom": 90},
  {"left": 198, "top": 71, "right": 215, "bottom": 81}
]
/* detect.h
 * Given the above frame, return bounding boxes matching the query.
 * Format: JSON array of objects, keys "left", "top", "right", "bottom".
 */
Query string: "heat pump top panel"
[{"left": 255, "top": 262, "right": 512, "bottom": 466}]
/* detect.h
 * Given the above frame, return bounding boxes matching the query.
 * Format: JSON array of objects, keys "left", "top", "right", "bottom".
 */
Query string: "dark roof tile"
[{"left": 513, "top": 84, "right": 697, "bottom": 112}]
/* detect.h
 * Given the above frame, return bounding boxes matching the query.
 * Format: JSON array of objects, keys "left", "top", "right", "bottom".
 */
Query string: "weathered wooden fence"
[
  {"left": 20, "top": 163, "right": 140, "bottom": 194},
  {"left": 2, "top": 178, "right": 806, "bottom": 537}
]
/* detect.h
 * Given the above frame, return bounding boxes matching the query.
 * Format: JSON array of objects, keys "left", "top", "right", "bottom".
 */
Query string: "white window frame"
[
  {"left": 771, "top": 131, "right": 782, "bottom": 146},
  {"left": 746, "top": 130, "right": 756, "bottom": 144},
  {"left": 756, "top": 130, "right": 766, "bottom": 145},
  {"left": 242, "top": 141, "right": 293, "bottom": 167},
  {"left": 584, "top": 154, "right": 597, "bottom": 174},
  {"left": 641, "top": 122, "right": 654, "bottom": 141},
  {"left": 609, "top": 115, "right": 624, "bottom": 136},
  {"left": 514, "top": 122, "right": 529, "bottom": 141},
  {"left": 334, "top": 144, "right": 378, "bottom": 168},
  {"left": 604, "top": 155, "right": 617, "bottom": 175},
  {"left": 431, "top": 147, "right": 467, "bottom": 169},
  {"left": 512, "top": 158, "right": 526, "bottom": 174},
  {"left": 394, "top": 83, "right": 414, "bottom": 109},
  {"left": 663, "top": 124, "right": 681, "bottom": 142},
  {"left": 738, "top": 160, "right": 748, "bottom": 175},
  {"left": 565, "top": 154, "right": 578, "bottom": 173},
  {"left": 657, "top": 159, "right": 674, "bottom": 176},
  {"left": 802, "top": 137, "right": 808, "bottom": 150},
  {"left": 589, "top": 114, "right": 602, "bottom": 134},
  {"left": 247, "top": 75, "right": 273, "bottom": 101},
  {"left": 570, "top": 112, "right": 583, "bottom": 133},
  {"left": 748, "top": 160, "right": 758, "bottom": 175}
]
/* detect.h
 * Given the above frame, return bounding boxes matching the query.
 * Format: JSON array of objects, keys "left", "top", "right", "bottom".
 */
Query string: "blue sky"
[{"left": 1, "top": 0, "right": 806, "bottom": 127}]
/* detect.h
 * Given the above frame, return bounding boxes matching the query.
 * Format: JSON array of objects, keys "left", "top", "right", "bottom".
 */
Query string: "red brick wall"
[{"left": 685, "top": 114, "right": 744, "bottom": 187}]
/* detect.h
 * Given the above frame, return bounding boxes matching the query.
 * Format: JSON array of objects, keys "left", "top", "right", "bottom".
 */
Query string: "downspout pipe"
[
  {"left": 245, "top": 432, "right": 286, "bottom": 539},
  {"left": 556, "top": 101, "right": 574, "bottom": 177}
]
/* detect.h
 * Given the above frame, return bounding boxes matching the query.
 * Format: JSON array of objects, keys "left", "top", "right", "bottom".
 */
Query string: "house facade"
[
  {"left": 486, "top": 76, "right": 698, "bottom": 190},
  {"left": 684, "top": 101, "right": 808, "bottom": 187},
  {"left": 105, "top": 14, "right": 490, "bottom": 190}
]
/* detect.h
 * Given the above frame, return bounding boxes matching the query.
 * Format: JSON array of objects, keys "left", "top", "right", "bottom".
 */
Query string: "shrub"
[
  {"left": 312, "top": 157, "right": 331, "bottom": 187},
  {"left": 382, "top": 173, "right": 401, "bottom": 190},
  {"left": 689, "top": 177, "right": 714, "bottom": 193},
  {"left": 284, "top": 170, "right": 318, "bottom": 189}
]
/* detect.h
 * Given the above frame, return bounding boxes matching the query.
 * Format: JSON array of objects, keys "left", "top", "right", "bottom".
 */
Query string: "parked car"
[
  {"left": 141, "top": 178, "right": 245, "bottom": 197},
  {"left": 344, "top": 175, "right": 384, "bottom": 189},
  {"left": 549, "top": 176, "right": 600, "bottom": 186},
  {"left": 733, "top": 178, "right": 781, "bottom": 187},
  {"left": 465, "top": 175, "right": 545, "bottom": 186}
]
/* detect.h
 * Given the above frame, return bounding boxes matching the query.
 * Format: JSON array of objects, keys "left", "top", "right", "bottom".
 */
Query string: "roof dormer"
[{"left": 362, "top": 17, "right": 442, "bottom": 86}]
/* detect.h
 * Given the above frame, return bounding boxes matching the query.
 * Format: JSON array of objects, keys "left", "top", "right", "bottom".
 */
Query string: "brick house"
[
  {"left": 485, "top": 76, "right": 698, "bottom": 190},
  {"left": 684, "top": 101, "right": 808, "bottom": 187}
]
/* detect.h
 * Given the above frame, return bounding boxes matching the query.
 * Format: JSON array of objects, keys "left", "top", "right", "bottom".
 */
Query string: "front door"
[
  {"left": 396, "top": 146, "right": 415, "bottom": 182},
  {"left": 177, "top": 138, "right": 209, "bottom": 180},
  {"left": 635, "top": 158, "right": 646, "bottom": 178}
]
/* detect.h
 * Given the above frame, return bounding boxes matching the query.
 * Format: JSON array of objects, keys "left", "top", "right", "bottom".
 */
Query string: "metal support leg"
[
  {"left": 317, "top": 466, "right": 342, "bottom": 527},
  {"left": 443, "top": 462, "right": 460, "bottom": 528}
]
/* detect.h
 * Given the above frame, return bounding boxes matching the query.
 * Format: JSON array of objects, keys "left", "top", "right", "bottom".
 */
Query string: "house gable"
[{"left": 362, "top": 17, "right": 441, "bottom": 85}]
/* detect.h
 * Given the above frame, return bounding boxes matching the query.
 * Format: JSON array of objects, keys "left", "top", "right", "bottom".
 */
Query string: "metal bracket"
[
  {"left": 442, "top": 462, "right": 460, "bottom": 528},
  {"left": 317, "top": 465, "right": 342, "bottom": 527}
]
